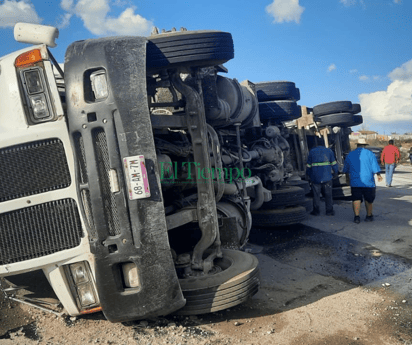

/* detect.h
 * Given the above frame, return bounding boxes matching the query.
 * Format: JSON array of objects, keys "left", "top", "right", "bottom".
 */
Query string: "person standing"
[
  {"left": 409, "top": 147, "right": 412, "bottom": 165},
  {"left": 306, "top": 144, "right": 339, "bottom": 216},
  {"left": 343, "top": 139, "right": 383, "bottom": 223},
  {"left": 381, "top": 139, "right": 400, "bottom": 187}
]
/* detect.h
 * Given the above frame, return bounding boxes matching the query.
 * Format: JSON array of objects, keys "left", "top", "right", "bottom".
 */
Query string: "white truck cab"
[
  {"left": 0, "top": 23, "right": 260, "bottom": 322},
  {"left": 0, "top": 23, "right": 101, "bottom": 317}
]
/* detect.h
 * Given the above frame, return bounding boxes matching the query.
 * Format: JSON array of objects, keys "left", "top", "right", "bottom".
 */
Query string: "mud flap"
[{"left": 65, "top": 37, "right": 185, "bottom": 322}]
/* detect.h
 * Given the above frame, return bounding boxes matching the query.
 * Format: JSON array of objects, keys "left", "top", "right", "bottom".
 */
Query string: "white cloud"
[
  {"left": 60, "top": 0, "right": 153, "bottom": 36},
  {"left": 388, "top": 60, "right": 412, "bottom": 81},
  {"left": 328, "top": 64, "right": 336, "bottom": 72},
  {"left": 339, "top": 0, "right": 365, "bottom": 6},
  {"left": 356, "top": 74, "right": 381, "bottom": 82},
  {"left": 61, "top": 0, "right": 74, "bottom": 11},
  {"left": 57, "top": 13, "right": 72, "bottom": 29},
  {"left": 349, "top": 69, "right": 358, "bottom": 74},
  {"left": 359, "top": 59, "right": 412, "bottom": 122},
  {"left": 393, "top": 0, "right": 402, "bottom": 3},
  {"left": 104, "top": 8, "right": 152, "bottom": 35},
  {"left": 113, "top": 0, "right": 129, "bottom": 6},
  {"left": 340, "top": 0, "right": 356, "bottom": 6},
  {"left": 0, "top": 0, "right": 42, "bottom": 28},
  {"left": 266, "top": 0, "right": 305, "bottom": 24}
]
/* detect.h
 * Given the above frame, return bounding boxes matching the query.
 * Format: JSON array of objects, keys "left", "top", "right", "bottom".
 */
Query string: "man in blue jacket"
[
  {"left": 342, "top": 139, "right": 383, "bottom": 223},
  {"left": 306, "top": 143, "right": 339, "bottom": 216}
]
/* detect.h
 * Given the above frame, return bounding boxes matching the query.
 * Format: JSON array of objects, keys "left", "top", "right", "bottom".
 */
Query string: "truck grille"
[
  {"left": 81, "top": 189, "right": 97, "bottom": 238},
  {"left": 0, "top": 199, "right": 83, "bottom": 265},
  {"left": 0, "top": 139, "right": 71, "bottom": 202},
  {"left": 93, "top": 128, "right": 121, "bottom": 236},
  {"left": 73, "top": 132, "right": 88, "bottom": 184}
]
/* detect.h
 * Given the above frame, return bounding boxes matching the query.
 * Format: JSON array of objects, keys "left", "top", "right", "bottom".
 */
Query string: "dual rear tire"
[
  {"left": 147, "top": 31, "right": 234, "bottom": 71},
  {"left": 177, "top": 249, "right": 260, "bottom": 315},
  {"left": 312, "top": 101, "right": 363, "bottom": 128}
]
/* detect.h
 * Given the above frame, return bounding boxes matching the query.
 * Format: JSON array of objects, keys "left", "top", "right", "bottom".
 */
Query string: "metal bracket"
[
  {"left": 171, "top": 71, "right": 221, "bottom": 273},
  {"left": 7, "top": 295, "right": 64, "bottom": 316},
  {"left": 0, "top": 281, "right": 64, "bottom": 316}
]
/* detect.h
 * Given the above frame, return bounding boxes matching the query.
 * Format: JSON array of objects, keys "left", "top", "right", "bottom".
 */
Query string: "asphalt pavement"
[
  {"left": 302, "top": 164, "right": 412, "bottom": 261},
  {"left": 301, "top": 164, "right": 412, "bottom": 296},
  {"left": 250, "top": 164, "right": 412, "bottom": 309}
]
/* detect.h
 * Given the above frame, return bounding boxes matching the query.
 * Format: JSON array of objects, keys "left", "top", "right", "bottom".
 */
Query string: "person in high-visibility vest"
[{"left": 306, "top": 144, "right": 339, "bottom": 216}]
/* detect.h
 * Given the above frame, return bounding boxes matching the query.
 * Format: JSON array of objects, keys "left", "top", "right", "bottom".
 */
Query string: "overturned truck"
[{"left": 0, "top": 23, "right": 309, "bottom": 321}]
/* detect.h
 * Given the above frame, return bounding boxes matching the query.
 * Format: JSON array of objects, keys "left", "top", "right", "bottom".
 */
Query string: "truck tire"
[
  {"left": 299, "top": 197, "right": 313, "bottom": 213},
  {"left": 285, "top": 179, "right": 311, "bottom": 194},
  {"left": 251, "top": 206, "right": 307, "bottom": 227},
  {"left": 260, "top": 185, "right": 305, "bottom": 209},
  {"left": 258, "top": 101, "right": 301, "bottom": 121},
  {"left": 177, "top": 249, "right": 260, "bottom": 315},
  {"left": 351, "top": 103, "right": 361, "bottom": 114},
  {"left": 146, "top": 31, "right": 234, "bottom": 71},
  {"left": 313, "top": 101, "right": 353, "bottom": 116},
  {"left": 255, "top": 81, "right": 300, "bottom": 102},
  {"left": 315, "top": 112, "right": 354, "bottom": 127},
  {"left": 344, "top": 114, "right": 363, "bottom": 128}
]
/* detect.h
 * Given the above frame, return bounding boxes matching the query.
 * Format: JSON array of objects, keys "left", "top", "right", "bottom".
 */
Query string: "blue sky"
[{"left": 1, "top": 0, "right": 411, "bottom": 135}]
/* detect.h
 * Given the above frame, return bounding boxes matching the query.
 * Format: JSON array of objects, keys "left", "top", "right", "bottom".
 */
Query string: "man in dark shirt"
[{"left": 306, "top": 144, "right": 339, "bottom": 216}]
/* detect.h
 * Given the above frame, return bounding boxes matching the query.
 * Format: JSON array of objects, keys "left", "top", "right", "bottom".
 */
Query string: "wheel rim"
[
  {"left": 216, "top": 201, "right": 250, "bottom": 248},
  {"left": 176, "top": 249, "right": 260, "bottom": 315}
]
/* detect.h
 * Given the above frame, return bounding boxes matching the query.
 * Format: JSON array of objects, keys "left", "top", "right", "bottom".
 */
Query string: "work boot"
[
  {"left": 365, "top": 215, "right": 374, "bottom": 222},
  {"left": 354, "top": 216, "right": 360, "bottom": 224},
  {"left": 326, "top": 210, "right": 335, "bottom": 216},
  {"left": 310, "top": 208, "right": 320, "bottom": 216}
]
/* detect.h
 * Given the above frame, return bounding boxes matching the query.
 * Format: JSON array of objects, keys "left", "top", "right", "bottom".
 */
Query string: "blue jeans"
[
  {"left": 385, "top": 163, "right": 395, "bottom": 186},
  {"left": 311, "top": 180, "right": 333, "bottom": 213}
]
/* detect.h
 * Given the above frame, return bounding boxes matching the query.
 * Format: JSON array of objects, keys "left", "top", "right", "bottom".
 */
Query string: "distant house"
[
  {"left": 359, "top": 130, "right": 378, "bottom": 139},
  {"left": 389, "top": 134, "right": 412, "bottom": 140},
  {"left": 377, "top": 134, "right": 389, "bottom": 141},
  {"left": 349, "top": 132, "right": 412, "bottom": 141},
  {"left": 350, "top": 130, "right": 378, "bottom": 140}
]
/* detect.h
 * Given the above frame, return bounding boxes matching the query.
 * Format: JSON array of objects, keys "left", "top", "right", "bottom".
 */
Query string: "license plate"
[{"left": 123, "top": 155, "right": 151, "bottom": 200}]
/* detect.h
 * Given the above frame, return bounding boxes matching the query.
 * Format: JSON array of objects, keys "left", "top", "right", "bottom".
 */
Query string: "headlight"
[
  {"left": 29, "top": 94, "right": 50, "bottom": 119},
  {"left": 69, "top": 262, "right": 89, "bottom": 285},
  {"left": 23, "top": 69, "right": 44, "bottom": 94},
  {"left": 66, "top": 262, "right": 99, "bottom": 310},
  {"left": 77, "top": 283, "right": 96, "bottom": 306},
  {"left": 19, "top": 66, "right": 55, "bottom": 124}
]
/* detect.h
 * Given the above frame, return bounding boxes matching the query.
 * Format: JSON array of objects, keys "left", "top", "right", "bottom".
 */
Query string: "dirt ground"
[
  {"left": 1, "top": 270, "right": 412, "bottom": 345},
  {"left": 1, "top": 165, "right": 412, "bottom": 345}
]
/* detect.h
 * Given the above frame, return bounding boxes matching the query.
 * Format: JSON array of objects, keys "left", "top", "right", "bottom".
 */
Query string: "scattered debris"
[{"left": 139, "top": 321, "right": 149, "bottom": 328}]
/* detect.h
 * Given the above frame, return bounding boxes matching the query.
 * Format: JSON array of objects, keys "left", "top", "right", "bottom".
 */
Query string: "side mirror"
[{"left": 14, "top": 23, "right": 59, "bottom": 48}]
